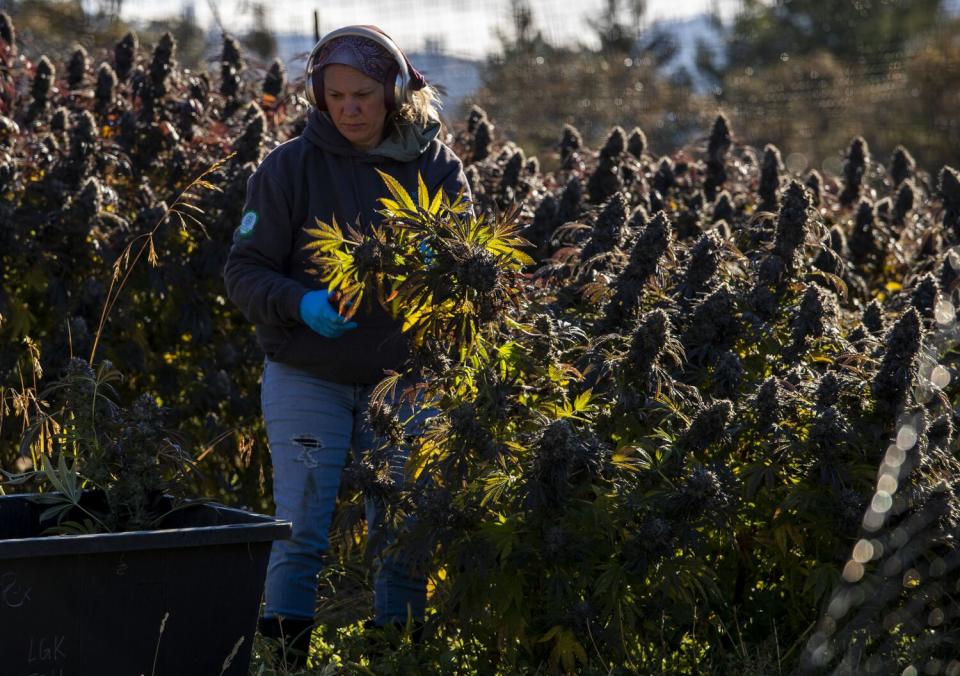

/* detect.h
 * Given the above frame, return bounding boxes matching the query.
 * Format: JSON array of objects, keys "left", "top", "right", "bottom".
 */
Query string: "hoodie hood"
[{"left": 303, "top": 108, "right": 441, "bottom": 163}]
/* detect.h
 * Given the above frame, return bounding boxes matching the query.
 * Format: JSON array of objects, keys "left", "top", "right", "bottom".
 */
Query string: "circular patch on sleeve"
[{"left": 238, "top": 210, "right": 258, "bottom": 238}]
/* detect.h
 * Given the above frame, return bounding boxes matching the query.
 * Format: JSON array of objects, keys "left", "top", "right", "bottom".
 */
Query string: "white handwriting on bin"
[
  {"left": 1, "top": 571, "right": 31, "bottom": 607},
  {"left": 28, "top": 635, "right": 66, "bottom": 663}
]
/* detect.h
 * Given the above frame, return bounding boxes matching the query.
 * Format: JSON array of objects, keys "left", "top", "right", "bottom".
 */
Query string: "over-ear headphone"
[{"left": 305, "top": 26, "right": 411, "bottom": 113}]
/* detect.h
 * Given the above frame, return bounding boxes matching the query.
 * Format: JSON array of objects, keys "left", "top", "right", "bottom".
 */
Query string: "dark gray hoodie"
[{"left": 223, "top": 108, "right": 471, "bottom": 384}]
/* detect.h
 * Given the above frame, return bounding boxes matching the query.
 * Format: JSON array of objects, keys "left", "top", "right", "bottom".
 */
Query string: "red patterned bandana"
[
  {"left": 315, "top": 35, "right": 395, "bottom": 84},
  {"left": 315, "top": 26, "right": 428, "bottom": 91}
]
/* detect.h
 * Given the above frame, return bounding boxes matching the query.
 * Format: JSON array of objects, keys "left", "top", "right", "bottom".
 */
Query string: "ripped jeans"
[{"left": 260, "top": 357, "right": 427, "bottom": 625}]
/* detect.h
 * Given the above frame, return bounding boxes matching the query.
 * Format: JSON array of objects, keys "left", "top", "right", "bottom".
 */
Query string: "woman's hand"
[{"left": 299, "top": 289, "right": 358, "bottom": 338}]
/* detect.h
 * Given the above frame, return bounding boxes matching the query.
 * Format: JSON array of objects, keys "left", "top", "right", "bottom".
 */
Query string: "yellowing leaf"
[
  {"left": 376, "top": 168, "right": 416, "bottom": 212},
  {"left": 417, "top": 173, "right": 429, "bottom": 211},
  {"left": 429, "top": 185, "right": 444, "bottom": 214}
]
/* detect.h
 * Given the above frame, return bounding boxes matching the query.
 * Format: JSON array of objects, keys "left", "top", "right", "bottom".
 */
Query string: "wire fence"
[{"left": 106, "top": 0, "right": 741, "bottom": 60}]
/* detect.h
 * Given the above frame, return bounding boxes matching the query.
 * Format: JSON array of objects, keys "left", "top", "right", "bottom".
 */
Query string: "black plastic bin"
[{"left": 0, "top": 493, "right": 291, "bottom": 676}]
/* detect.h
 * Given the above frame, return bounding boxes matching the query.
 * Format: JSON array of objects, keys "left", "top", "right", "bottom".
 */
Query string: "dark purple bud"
[
  {"left": 872, "top": 309, "right": 922, "bottom": 420},
  {"left": 473, "top": 118, "right": 493, "bottom": 162},
  {"left": 114, "top": 32, "right": 138, "bottom": 81},
  {"left": 759, "top": 144, "right": 783, "bottom": 212},
  {"left": 805, "top": 170, "right": 822, "bottom": 207},
  {"left": 627, "top": 126, "right": 647, "bottom": 159},
  {"left": 67, "top": 46, "right": 88, "bottom": 89},
  {"left": 889, "top": 145, "right": 915, "bottom": 187},
  {"left": 467, "top": 105, "right": 487, "bottom": 134},
  {"left": 773, "top": 181, "right": 811, "bottom": 263},
  {"left": 263, "top": 58, "right": 286, "bottom": 98},
  {"left": 840, "top": 136, "right": 870, "bottom": 207}
]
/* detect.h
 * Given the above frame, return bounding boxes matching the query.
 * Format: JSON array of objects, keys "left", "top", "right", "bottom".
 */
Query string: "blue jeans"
[{"left": 260, "top": 358, "right": 426, "bottom": 625}]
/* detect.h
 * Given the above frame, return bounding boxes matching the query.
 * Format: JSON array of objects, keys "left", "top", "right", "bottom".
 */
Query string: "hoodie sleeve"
[
  {"left": 223, "top": 167, "right": 307, "bottom": 328},
  {"left": 428, "top": 142, "right": 473, "bottom": 211}
]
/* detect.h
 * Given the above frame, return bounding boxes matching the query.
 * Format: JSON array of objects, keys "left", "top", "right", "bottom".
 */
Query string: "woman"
[{"left": 223, "top": 25, "right": 471, "bottom": 665}]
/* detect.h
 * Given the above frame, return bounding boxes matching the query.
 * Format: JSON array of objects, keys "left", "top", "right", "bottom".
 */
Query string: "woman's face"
[{"left": 323, "top": 64, "right": 388, "bottom": 151}]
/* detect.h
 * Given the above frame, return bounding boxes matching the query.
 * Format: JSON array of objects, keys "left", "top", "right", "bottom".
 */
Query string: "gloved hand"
[
  {"left": 418, "top": 238, "right": 436, "bottom": 267},
  {"left": 299, "top": 289, "right": 358, "bottom": 338}
]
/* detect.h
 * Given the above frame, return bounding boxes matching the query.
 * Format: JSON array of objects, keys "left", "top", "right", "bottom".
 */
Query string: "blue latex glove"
[
  {"left": 299, "top": 289, "right": 358, "bottom": 338},
  {"left": 418, "top": 239, "right": 436, "bottom": 267}
]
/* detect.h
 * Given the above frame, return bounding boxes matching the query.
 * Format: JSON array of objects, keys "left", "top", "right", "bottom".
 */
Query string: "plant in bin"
[
  {"left": 2, "top": 157, "right": 231, "bottom": 534},
  {"left": 5, "top": 358, "right": 198, "bottom": 533}
]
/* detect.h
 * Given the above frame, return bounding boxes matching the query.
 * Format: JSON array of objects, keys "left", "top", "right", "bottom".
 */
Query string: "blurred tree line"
[
  {"left": 4, "top": 0, "right": 957, "bottom": 174},
  {"left": 1, "top": 0, "right": 276, "bottom": 72},
  {"left": 472, "top": 0, "right": 960, "bottom": 175}
]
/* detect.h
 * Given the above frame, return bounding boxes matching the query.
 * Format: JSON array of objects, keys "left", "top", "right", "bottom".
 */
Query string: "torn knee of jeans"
[
  {"left": 291, "top": 435, "right": 323, "bottom": 467},
  {"left": 291, "top": 435, "right": 323, "bottom": 449}
]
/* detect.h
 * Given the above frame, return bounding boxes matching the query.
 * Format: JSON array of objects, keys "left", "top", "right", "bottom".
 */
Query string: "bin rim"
[{"left": 0, "top": 493, "right": 292, "bottom": 560}]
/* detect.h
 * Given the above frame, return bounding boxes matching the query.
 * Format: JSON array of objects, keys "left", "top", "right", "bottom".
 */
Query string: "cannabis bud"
[
  {"left": 849, "top": 199, "right": 880, "bottom": 268},
  {"left": 786, "top": 285, "right": 837, "bottom": 360},
  {"left": 559, "top": 123, "right": 583, "bottom": 166},
  {"left": 805, "top": 170, "right": 822, "bottom": 208},
  {"left": 862, "top": 299, "right": 885, "bottom": 336},
  {"left": 367, "top": 400, "right": 405, "bottom": 448},
  {"left": 625, "top": 309, "right": 671, "bottom": 384},
  {"left": 872, "top": 308, "right": 922, "bottom": 421},
  {"left": 678, "top": 230, "right": 722, "bottom": 302},
  {"left": 759, "top": 144, "right": 783, "bottom": 212},
  {"left": 889, "top": 145, "right": 915, "bottom": 187},
  {"left": 910, "top": 272, "right": 940, "bottom": 320},
  {"left": 220, "top": 34, "right": 244, "bottom": 98},
  {"left": 627, "top": 126, "right": 647, "bottom": 160},
  {"left": 753, "top": 377, "right": 784, "bottom": 432},
  {"left": 0, "top": 12, "right": 16, "bottom": 54},
  {"left": 581, "top": 193, "right": 628, "bottom": 262},
  {"left": 500, "top": 148, "right": 525, "bottom": 191},
  {"left": 840, "top": 136, "right": 869, "bottom": 207},
  {"left": 808, "top": 406, "right": 852, "bottom": 482},
  {"left": 95, "top": 62, "right": 118, "bottom": 114},
  {"left": 703, "top": 114, "right": 732, "bottom": 201},
  {"left": 623, "top": 517, "right": 674, "bottom": 574},
  {"left": 455, "top": 247, "right": 499, "bottom": 294},
  {"left": 927, "top": 414, "right": 954, "bottom": 452},
  {"left": 814, "top": 371, "right": 842, "bottom": 410},
  {"left": 29, "top": 55, "right": 56, "bottom": 118},
  {"left": 233, "top": 102, "right": 266, "bottom": 164},
  {"left": 149, "top": 32, "right": 176, "bottom": 92},
  {"left": 67, "top": 46, "right": 88, "bottom": 89},
  {"left": 712, "top": 350, "right": 744, "bottom": 400},
  {"left": 712, "top": 190, "right": 733, "bottom": 225},
  {"left": 600, "top": 125, "right": 625, "bottom": 160},
  {"left": 682, "top": 283, "right": 739, "bottom": 363},
  {"left": 605, "top": 211, "right": 672, "bottom": 326},
  {"left": 263, "top": 58, "right": 286, "bottom": 99},
  {"left": 50, "top": 106, "right": 69, "bottom": 133},
  {"left": 466, "top": 105, "right": 487, "bottom": 134},
  {"left": 676, "top": 463, "right": 734, "bottom": 518},
  {"left": 835, "top": 488, "right": 865, "bottom": 535},
  {"left": 587, "top": 126, "right": 625, "bottom": 204},
  {"left": 772, "top": 181, "right": 811, "bottom": 264},
  {"left": 938, "top": 166, "right": 960, "bottom": 236},
  {"left": 526, "top": 193, "right": 559, "bottom": 249},
  {"left": 114, "top": 32, "right": 138, "bottom": 81},
  {"left": 557, "top": 176, "right": 584, "bottom": 225},
  {"left": 345, "top": 457, "right": 397, "bottom": 504},
  {"left": 652, "top": 156, "right": 676, "bottom": 195},
  {"left": 472, "top": 118, "right": 493, "bottom": 163}
]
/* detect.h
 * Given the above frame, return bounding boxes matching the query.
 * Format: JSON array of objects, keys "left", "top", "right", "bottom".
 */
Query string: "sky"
[{"left": 114, "top": 0, "right": 742, "bottom": 60}]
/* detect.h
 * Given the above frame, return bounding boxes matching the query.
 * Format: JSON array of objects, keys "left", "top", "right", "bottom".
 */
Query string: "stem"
[{"left": 87, "top": 152, "right": 236, "bottom": 366}]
